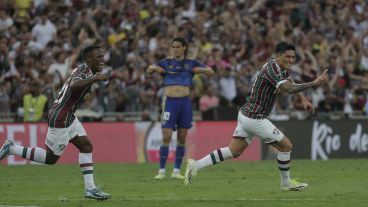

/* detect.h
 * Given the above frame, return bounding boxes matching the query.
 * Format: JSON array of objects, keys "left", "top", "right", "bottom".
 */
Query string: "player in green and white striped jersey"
[
  {"left": 185, "top": 42, "right": 329, "bottom": 191},
  {"left": 0, "top": 45, "right": 111, "bottom": 200}
]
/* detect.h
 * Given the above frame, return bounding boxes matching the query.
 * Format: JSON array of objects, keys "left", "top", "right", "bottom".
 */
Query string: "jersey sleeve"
[
  {"left": 73, "top": 71, "right": 87, "bottom": 81},
  {"left": 262, "top": 61, "right": 288, "bottom": 88},
  {"left": 155, "top": 59, "right": 167, "bottom": 69},
  {"left": 192, "top": 59, "right": 207, "bottom": 68}
]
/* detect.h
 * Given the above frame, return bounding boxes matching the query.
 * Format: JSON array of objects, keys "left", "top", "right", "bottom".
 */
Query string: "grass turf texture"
[{"left": 0, "top": 159, "right": 367, "bottom": 207}]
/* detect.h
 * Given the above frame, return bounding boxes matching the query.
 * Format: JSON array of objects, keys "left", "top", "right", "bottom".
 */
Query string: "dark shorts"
[{"left": 161, "top": 96, "right": 192, "bottom": 129}]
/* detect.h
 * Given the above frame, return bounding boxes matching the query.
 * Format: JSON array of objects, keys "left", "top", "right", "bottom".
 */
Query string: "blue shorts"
[{"left": 161, "top": 96, "right": 192, "bottom": 129}]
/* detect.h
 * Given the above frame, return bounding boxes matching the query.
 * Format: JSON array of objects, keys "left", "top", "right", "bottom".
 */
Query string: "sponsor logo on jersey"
[{"left": 184, "top": 64, "right": 190, "bottom": 70}]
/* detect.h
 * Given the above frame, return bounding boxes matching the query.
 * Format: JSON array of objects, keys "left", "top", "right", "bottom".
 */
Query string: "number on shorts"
[{"left": 163, "top": 112, "right": 170, "bottom": 120}]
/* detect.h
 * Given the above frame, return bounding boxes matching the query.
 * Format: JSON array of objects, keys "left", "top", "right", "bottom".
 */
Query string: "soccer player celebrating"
[
  {"left": 0, "top": 45, "right": 111, "bottom": 200},
  {"left": 184, "top": 42, "right": 328, "bottom": 191},
  {"left": 147, "top": 37, "right": 214, "bottom": 180}
]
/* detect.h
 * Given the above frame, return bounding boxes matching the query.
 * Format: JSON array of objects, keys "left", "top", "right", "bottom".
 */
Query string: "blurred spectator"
[
  {"left": 0, "top": 37, "right": 11, "bottom": 79},
  {"left": 22, "top": 81, "right": 48, "bottom": 122},
  {"left": 0, "top": 0, "right": 366, "bottom": 121},
  {"left": 218, "top": 67, "right": 236, "bottom": 105},
  {"left": 199, "top": 85, "right": 219, "bottom": 120},
  {"left": 47, "top": 45, "right": 81, "bottom": 79},
  {"left": 233, "top": 86, "right": 250, "bottom": 108},
  {"left": 0, "top": 8, "right": 13, "bottom": 36},
  {"left": 0, "top": 80, "right": 11, "bottom": 113},
  {"left": 31, "top": 12, "right": 57, "bottom": 48}
]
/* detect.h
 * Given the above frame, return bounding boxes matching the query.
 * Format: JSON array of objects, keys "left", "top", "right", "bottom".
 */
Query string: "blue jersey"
[{"left": 156, "top": 58, "right": 206, "bottom": 86}]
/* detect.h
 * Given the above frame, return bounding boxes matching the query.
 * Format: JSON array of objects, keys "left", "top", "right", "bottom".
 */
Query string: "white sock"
[
  {"left": 196, "top": 147, "right": 233, "bottom": 170},
  {"left": 79, "top": 153, "right": 96, "bottom": 190},
  {"left": 10, "top": 145, "right": 23, "bottom": 155},
  {"left": 277, "top": 151, "right": 291, "bottom": 185},
  {"left": 158, "top": 169, "right": 165, "bottom": 174},
  {"left": 10, "top": 145, "right": 46, "bottom": 163},
  {"left": 32, "top": 148, "right": 46, "bottom": 163},
  {"left": 173, "top": 168, "right": 180, "bottom": 174}
]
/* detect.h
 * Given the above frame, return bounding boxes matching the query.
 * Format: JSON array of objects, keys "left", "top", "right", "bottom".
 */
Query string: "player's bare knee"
[
  {"left": 277, "top": 136, "right": 293, "bottom": 152},
  {"left": 45, "top": 149, "right": 59, "bottom": 164},
  {"left": 280, "top": 143, "right": 292, "bottom": 152},
  {"left": 45, "top": 159, "right": 57, "bottom": 165},
  {"left": 177, "top": 137, "right": 186, "bottom": 145},
  {"left": 287, "top": 142, "right": 293, "bottom": 151},
  {"left": 177, "top": 132, "right": 187, "bottom": 143},
  {"left": 229, "top": 148, "right": 241, "bottom": 158},
  {"left": 45, "top": 156, "right": 58, "bottom": 165},
  {"left": 233, "top": 151, "right": 241, "bottom": 158},
  {"left": 80, "top": 143, "right": 93, "bottom": 153},
  {"left": 162, "top": 136, "right": 171, "bottom": 145}
]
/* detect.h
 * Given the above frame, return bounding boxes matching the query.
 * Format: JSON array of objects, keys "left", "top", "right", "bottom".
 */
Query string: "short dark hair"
[
  {"left": 172, "top": 37, "right": 188, "bottom": 48},
  {"left": 82, "top": 45, "right": 101, "bottom": 60},
  {"left": 275, "top": 42, "right": 295, "bottom": 54},
  {"left": 172, "top": 37, "right": 188, "bottom": 57}
]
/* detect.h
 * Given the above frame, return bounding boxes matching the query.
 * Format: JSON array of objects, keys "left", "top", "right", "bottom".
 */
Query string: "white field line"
[
  {"left": 2, "top": 197, "right": 368, "bottom": 202},
  {"left": 0, "top": 206, "right": 41, "bottom": 207}
]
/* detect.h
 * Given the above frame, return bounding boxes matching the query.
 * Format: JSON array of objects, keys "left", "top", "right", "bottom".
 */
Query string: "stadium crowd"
[{"left": 0, "top": 0, "right": 367, "bottom": 121}]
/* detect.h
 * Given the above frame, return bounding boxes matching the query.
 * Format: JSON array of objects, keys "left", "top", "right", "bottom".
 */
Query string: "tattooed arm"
[
  {"left": 279, "top": 69, "right": 328, "bottom": 94},
  {"left": 287, "top": 77, "right": 307, "bottom": 98},
  {"left": 278, "top": 81, "right": 315, "bottom": 94},
  {"left": 288, "top": 77, "right": 315, "bottom": 113}
]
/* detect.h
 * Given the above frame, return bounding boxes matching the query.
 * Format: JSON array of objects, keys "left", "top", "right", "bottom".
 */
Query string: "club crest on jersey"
[
  {"left": 273, "top": 128, "right": 280, "bottom": 135},
  {"left": 59, "top": 144, "right": 66, "bottom": 151}
]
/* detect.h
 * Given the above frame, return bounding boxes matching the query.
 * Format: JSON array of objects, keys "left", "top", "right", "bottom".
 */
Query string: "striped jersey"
[
  {"left": 48, "top": 64, "right": 94, "bottom": 128},
  {"left": 241, "top": 58, "right": 289, "bottom": 119}
]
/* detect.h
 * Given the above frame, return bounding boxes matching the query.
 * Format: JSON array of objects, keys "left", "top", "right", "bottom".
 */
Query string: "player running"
[
  {"left": 184, "top": 42, "right": 328, "bottom": 191},
  {"left": 0, "top": 45, "right": 111, "bottom": 200}
]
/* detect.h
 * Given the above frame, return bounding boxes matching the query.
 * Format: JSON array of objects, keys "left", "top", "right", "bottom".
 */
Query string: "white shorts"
[
  {"left": 45, "top": 118, "right": 87, "bottom": 156},
  {"left": 233, "top": 112, "right": 284, "bottom": 144}
]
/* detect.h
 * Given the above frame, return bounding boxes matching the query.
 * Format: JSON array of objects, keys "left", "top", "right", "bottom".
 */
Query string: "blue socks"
[
  {"left": 174, "top": 145, "right": 185, "bottom": 169},
  {"left": 159, "top": 145, "right": 186, "bottom": 170},
  {"left": 159, "top": 145, "right": 169, "bottom": 169}
]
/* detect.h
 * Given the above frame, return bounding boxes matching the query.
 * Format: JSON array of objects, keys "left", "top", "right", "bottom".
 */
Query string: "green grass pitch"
[{"left": 0, "top": 159, "right": 367, "bottom": 207}]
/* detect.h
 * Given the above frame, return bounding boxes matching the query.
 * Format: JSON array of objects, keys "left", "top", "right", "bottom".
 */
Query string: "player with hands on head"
[{"left": 147, "top": 37, "right": 214, "bottom": 180}]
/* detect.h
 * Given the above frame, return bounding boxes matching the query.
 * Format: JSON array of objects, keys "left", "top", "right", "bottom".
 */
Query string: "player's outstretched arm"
[
  {"left": 70, "top": 72, "right": 109, "bottom": 90},
  {"left": 192, "top": 66, "right": 214, "bottom": 76},
  {"left": 279, "top": 69, "right": 328, "bottom": 94},
  {"left": 287, "top": 77, "right": 315, "bottom": 114},
  {"left": 146, "top": 65, "right": 165, "bottom": 74}
]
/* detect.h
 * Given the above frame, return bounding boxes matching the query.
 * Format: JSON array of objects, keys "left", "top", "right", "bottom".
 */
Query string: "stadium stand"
[{"left": 0, "top": 0, "right": 367, "bottom": 122}]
